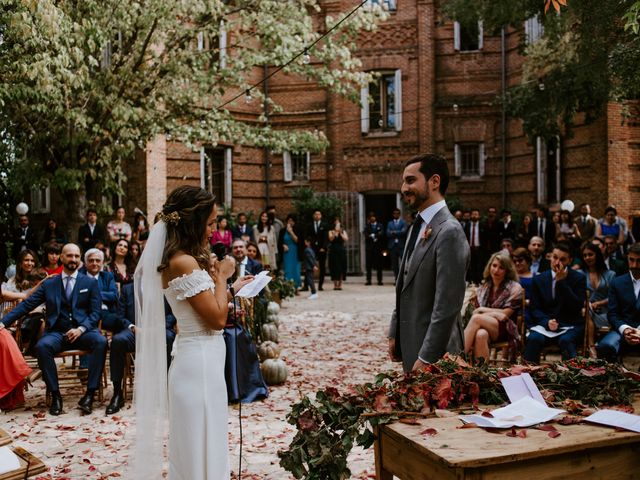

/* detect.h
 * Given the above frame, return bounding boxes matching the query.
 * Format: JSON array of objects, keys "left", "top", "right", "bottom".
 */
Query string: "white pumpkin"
[
  {"left": 266, "top": 312, "right": 280, "bottom": 327},
  {"left": 257, "top": 341, "right": 281, "bottom": 361},
  {"left": 261, "top": 358, "right": 288, "bottom": 385},
  {"left": 267, "top": 301, "right": 280, "bottom": 315},
  {"left": 261, "top": 323, "right": 279, "bottom": 343}
]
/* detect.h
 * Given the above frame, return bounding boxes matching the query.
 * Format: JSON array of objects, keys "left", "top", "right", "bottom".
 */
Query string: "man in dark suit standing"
[
  {"left": 464, "top": 209, "right": 485, "bottom": 285},
  {"left": 12, "top": 214, "right": 38, "bottom": 260},
  {"left": 528, "top": 206, "right": 556, "bottom": 251},
  {"left": 307, "top": 210, "right": 327, "bottom": 291},
  {"left": 597, "top": 243, "right": 640, "bottom": 361},
  {"left": 482, "top": 207, "right": 501, "bottom": 253},
  {"left": 577, "top": 203, "right": 597, "bottom": 241},
  {"left": 364, "top": 212, "right": 385, "bottom": 286},
  {"left": 498, "top": 209, "right": 517, "bottom": 243},
  {"left": 0, "top": 243, "right": 106, "bottom": 415},
  {"left": 386, "top": 208, "right": 408, "bottom": 283},
  {"left": 77, "top": 209, "right": 107, "bottom": 254},
  {"left": 231, "top": 212, "right": 254, "bottom": 244},
  {"left": 523, "top": 243, "right": 587, "bottom": 363},
  {"left": 82, "top": 248, "right": 119, "bottom": 331},
  {"left": 106, "top": 281, "right": 176, "bottom": 414}
]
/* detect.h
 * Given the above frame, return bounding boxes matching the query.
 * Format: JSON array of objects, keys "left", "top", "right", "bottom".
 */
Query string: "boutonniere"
[{"left": 421, "top": 225, "right": 433, "bottom": 243}]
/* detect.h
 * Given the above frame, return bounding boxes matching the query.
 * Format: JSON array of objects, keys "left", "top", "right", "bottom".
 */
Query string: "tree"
[
  {"left": 442, "top": 0, "right": 640, "bottom": 141},
  {"left": 0, "top": 0, "right": 385, "bottom": 226}
]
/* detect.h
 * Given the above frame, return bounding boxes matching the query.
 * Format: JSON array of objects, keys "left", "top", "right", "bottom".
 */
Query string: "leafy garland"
[{"left": 278, "top": 356, "right": 640, "bottom": 480}]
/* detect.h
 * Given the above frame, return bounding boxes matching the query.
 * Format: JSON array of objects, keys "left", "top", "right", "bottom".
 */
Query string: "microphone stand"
[{"left": 229, "top": 284, "right": 243, "bottom": 479}]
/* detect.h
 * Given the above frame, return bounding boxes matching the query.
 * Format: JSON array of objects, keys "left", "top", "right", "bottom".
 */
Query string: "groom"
[{"left": 388, "top": 154, "right": 470, "bottom": 372}]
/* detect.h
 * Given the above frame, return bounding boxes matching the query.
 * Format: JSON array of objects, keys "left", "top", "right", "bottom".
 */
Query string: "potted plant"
[{"left": 268, "top": 274, "right": 296, "bottom": 305}]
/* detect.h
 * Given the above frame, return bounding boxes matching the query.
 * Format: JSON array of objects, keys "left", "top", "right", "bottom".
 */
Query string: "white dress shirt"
[
  {"left": 61, "top": 271, "right": 86, "bottom": 333},
  {"left": 412, "top": 200, "right": 447, "bottom": 252},
  {"left": 619, "top": 273, "right": 640, "bottom": 335}
]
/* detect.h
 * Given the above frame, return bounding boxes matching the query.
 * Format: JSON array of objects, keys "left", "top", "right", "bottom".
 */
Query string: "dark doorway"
[{"left": 364, "top": 193, "right": 398, "bottom": 270}]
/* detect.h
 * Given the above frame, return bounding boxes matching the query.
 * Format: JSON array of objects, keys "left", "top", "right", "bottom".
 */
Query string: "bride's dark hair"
[{"left": 157, "top": 186, "right": 216, "bottom": 272}]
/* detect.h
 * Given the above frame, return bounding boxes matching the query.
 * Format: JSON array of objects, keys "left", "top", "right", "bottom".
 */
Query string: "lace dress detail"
[{"left": 167, "top": 269, "right": 215, "bottom": 301}]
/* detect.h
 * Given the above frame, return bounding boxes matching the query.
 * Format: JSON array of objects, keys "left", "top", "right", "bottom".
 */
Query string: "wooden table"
[
  {"left": 0, "top": 447, "right": 46, "bottom": 480},
  {"left": 0, "top": 430, "right": 10, "bottom": 447},
  {"left": 374, "top": 414, "right": 640, "bottom": 479}
]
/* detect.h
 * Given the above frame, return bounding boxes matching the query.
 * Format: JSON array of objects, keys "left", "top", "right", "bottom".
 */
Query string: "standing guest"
[
  {"left": 106, "top": 281, "right": 176, "bottom": 415},
  {"left": 303, "top": 237, "right": 319, "bottom": 299},
  {"left": 596, "top": 243, "right": 640, "bottom": 362},
  {"left": 42, "top": 242, "right": 63, "bottom": 275},
  {"left": 483, "top": 207, "right": 501, "bottom": 253},
  {"left": 0, "top": 243, "right": 106, "bottom": 415},
  {"left": 461, "top": 210, "right": 471, "bottom": 228},
  {"left": 132, "top": 212, "right": 150, "bottom": 248},
  {"left": 278, "top": 214, "right": 303, "bottom": 289},
  {"left": 500, "top": 238, "right": 515, "bottom": 256},
  {"left": 307, "top": 210, "right": 328, "bottom": 291},
  {"left": 232, "top": 212, "right": 254, "bottom": 243},
  {"left": 328, "top": 218, "right": 349, "bottom": 290},
  {"left": 253, "top": 211, "right": 277, "bottom": 269},
  {"left": 529, "top": 206, "right": 555, "bottom": 250},
  {"left": 512, "top": 248, "right": 533, "bottom": 326},
  {"left": 464, "top": 208, "right": 485, "bottom": 285},
  {"left": 82, "top": 248, "right": 119, "bottom": 332},
  {"left": 389, "top": 153, "right": 469, "bottom": 372},
  {"left": 231, "top": 239, "right": 263, "bottom": 278},
  {"left": 266, "top": 205, "right": 285, "bottom": 243},
  {"left": 12, "top": 214, "right": 38, "bottom": 260},
  {"left": 551, "top": 211, "right": 562, "bottom": 240},
  {"left": 364, "top": 212, "right": 384, "bottom": 286},
  {"left": 386, "top": 208, "right": 408, "bottom": 283},
  {"left": 498, "top": 209, "right": 517, "bottom": 243},
  {"left": 40, "top": 218, "right": 67, "bottom": 249},
  {"left": 523, "top": 243, "right": 587, "bottom": 363},
  {"left": 528, "top": 236, "right": 550, "bottom": 276},
  {"left": 78, "top": 208, "right": 107, "bottom": 254},
  {"left": 603, "top": 234, "right": 627, "bottom": 275},
  {"left": 129, "top": 241, "right": 141, "bottom": 269},
  {"left": 463, "top": 252, "right": 523, "bottom": 362},
  {"left": 596, "top": 206, "right": 625, "bottom": 247},
  {"left": 580, "top": 242, "right": 616, "bottom": 358},
  {"left": 516, "top": 214, "right": 533, "bottom": 247},
  {"left": 108, "top": 239, "right": 134, "bottom": 287},
  {"left": 453, "top": 210, "right": 463, "bottom": 223},
  {"left": 577, "top": 204, "right": 597, "bottom": 241},
  {"left": 246, "top": 241, "right": 262, "bottom": 265},
  {"left": 106, "top": 206, "right": 132, "bottom": 245},
  {"left": 210, "top": 217, "right": 233, "bottom": 253}
]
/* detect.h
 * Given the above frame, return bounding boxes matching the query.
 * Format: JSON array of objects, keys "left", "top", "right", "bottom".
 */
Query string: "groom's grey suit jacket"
[{"left": 389, "top": 206, "right": 470, "bottom": 372}]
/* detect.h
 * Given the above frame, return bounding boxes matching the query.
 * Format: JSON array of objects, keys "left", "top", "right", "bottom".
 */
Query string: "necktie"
[
  {"left": 538, "top": 219, "right": 543, "bottom": 237},
  {"left": 471, "top": 222, "right": 476, "bottom": 247},
  {"left": 65, "top": 276, "right": 74, "bottom": 300},
  {"left": 315, "top": 222, "right": 318, "bottom": 233},
  {"left": 404, "top": 215, "right": 424, "bottom": 261}
]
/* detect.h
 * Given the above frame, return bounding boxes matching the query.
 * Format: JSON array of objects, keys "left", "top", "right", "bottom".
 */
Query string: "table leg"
[{"left": 374, "top": 427, "right": 393, "bottom": 480}]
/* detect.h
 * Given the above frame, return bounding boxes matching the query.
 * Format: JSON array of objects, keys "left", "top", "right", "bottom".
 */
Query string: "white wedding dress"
[{"left": 164, "top": 269, "right": 230, "bottom": 480}]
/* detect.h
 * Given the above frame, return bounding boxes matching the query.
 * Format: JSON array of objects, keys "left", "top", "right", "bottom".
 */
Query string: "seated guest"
[
  {"left": 528, "top": 236, "right": 550, "bottom": 275},
  {"left": 500, "top": 238, "right": 515, "bottom": 256},
  {"left": 246, "top": 241, "right": 263, "bottom": 267},
  {"left": 108, "top": 238, "right": 134, "bottom": 287},
  {"left": 603, "top": 234, "right": 627, "bottom": 276},
  {"left": 0, "top": 244, "right": 106, "bottom": 415},
  {"left": 464, "top": 252, "right": 523, "bottom": 362},
  {"left": 232, "top": 212, "right": 254, "bottom": 243},
  {"left": 42, "top": 242, "right": 63, "bottom": 275},
  {"left": 513, "top": 248, "right": 533, "bottom": 326},
  {"left": 523, "top": 243, "right": 587, "bottom": 363},
  {"left": 82, "top": 248, "right": 119, "bottom": 332},
  {"left": 580, "top": 242, "right": 616, "bottom": 358},
  {"left": 231, "top": 239, "right": 263, "bottom": 279},
  {"left": 107, "top": 281, "right": 176, "bottom": 415},
  {"left": 596, "top": 206, "right": 625, "bottom": 248},
  {"left": 596, "top": 243, "right": 640, "bottom": 362}
]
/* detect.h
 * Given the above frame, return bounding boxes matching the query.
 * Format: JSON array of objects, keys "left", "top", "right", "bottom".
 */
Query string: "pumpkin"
[
  {"left": 257, "top": 341, "right": 281, "bottom": 361},
  {"left": 261, "top": 323, "right": 279, "bottom": 343},
  {"left": 267, "top": 301, "right": 280, "bottom": 315},
  {"left": 266, "top": 312, "right": 280, "bottom": 327},
  {"left": 261, "top": 358, "right": 288, "bottom": 385}
]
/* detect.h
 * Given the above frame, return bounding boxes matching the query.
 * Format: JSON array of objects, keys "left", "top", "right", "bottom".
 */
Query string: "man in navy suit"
[
  {"left": 523, "top": 243, "right": 587, "bottom": 363},
  {"left": 386, "top": 208, "right": 408, "bottom": 283},
  {"left": 77, "top": 209, "right": 107, "bottom": 254},
  {"left": 231, "top": 239, "right": 263, "bottom": 278},
  {"left": 106, "top": 281, "right": 177, "bottom": 414},
  {"left": 81, "top": 248, "right": 119, "bottom": 331},
  {"left": 0, "top": 243, "right": 106, "bottom": 415},
  {"left": 597, "top": 243, "right": 640, "bottom": 362},
  {"left": 231, "top": 212, "right": 254, "bottom": 244}
]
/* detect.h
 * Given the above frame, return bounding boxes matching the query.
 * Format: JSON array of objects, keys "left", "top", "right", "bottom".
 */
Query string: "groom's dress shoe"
[
  {"left": 105, "top": 393, "right": 125, "bottom": 415},
  {"left": 49, "top": 393, "right": 63, "bottom": 416},
  {"left": 78, "top": 393, "right": 94, "bottom": 414}
]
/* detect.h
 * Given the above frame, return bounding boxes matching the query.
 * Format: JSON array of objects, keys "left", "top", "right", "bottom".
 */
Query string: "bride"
[{"left": 131, "top": 186, "right": 251, "bottom": 479}]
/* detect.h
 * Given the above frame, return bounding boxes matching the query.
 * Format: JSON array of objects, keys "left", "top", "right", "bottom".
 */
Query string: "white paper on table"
[
  {"left": 0, "top": 446, "right": 21, "bottom": 475},
  {"left": 530, "top": 325, "right": 573, "bottom": 338},
  {"left": 235, "top": 270, "right": 272, "bottom": 298},
  {"left": 500, "top": 373, "right": 547, "bottom": 406},
  {"left": 585, "top": 409, "right": 640, "bottom": 433},
  {"left": 459, "top": 396, "right": 566, "bottom": 428}
]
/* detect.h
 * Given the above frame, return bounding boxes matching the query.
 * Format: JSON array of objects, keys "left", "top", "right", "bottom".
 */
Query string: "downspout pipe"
[
  {"left": 264, "top": 64, "right": 270, "bottom": 207},
  {"left": 501, "top": 26, "right": 507, "bottom": 209}
]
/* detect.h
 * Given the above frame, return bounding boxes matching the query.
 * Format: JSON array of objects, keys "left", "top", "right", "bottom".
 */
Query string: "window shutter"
[
  {"left": 479, "top": 143, "right": 485, "bottom": 177},
  {"left": 283, "top": 151, "right": 292, "bottom": 182},
  {"left": 360, "top": 86, "right": 370, "bottom": 133},
  {"left": 478, "top": 21, "right": 484, "bottom": 50},
  {"left": 305, "top": 152, "right": 311, "bottom": 181},
  {"left": 454, "top": 144, "right": 461, "bottom": 176},
  {"left": 394, "top": 69, "right": 402, "bottom": 131},
  {"left": 454, "top": 21, "right": 461, "bottom": 51},
  {"left": 197, "top": 32, "right": 204, "bottom": 51},
  {"left": 219, "top": 20, "right": 227, "bottom": 68}
]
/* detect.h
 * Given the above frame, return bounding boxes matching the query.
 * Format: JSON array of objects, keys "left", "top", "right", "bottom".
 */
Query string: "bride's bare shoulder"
[{"left": 164, "top": 252, "right": 200, "bottom": 282}]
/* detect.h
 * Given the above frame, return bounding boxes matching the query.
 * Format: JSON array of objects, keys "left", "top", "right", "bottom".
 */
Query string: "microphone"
[{"left": 211, "top": 241, "right": 227, "bottom": 261}]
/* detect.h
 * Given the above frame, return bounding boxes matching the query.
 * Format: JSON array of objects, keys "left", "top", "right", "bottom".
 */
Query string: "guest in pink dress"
[{"left": 210, "top": 217, "right": 232, "bottom": 253}]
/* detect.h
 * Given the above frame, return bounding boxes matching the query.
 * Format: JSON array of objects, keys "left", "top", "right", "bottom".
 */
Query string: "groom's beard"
[{"left": 403, "top": 190, "right": 428, "bottom": 210}]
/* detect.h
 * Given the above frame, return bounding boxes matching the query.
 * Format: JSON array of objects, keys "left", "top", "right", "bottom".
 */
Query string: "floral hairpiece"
[{"left": 159, "top": 211, "right": 180, "bottom": 226}]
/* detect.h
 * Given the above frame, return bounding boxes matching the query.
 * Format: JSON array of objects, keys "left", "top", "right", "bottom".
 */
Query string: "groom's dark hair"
[{"left": 405, "top": 153, "right": 450, "bottom": 195}]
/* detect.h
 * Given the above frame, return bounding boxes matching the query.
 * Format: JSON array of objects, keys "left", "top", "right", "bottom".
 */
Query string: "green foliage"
[
  {"left": 291, "top": 187, "right": 344, "bottom": 232},
  {"left": 279, "top": 356, "right": 640, "bottom": 479},
  {"left": 268, "top": 274, "right": 297, "bottom": 301}
]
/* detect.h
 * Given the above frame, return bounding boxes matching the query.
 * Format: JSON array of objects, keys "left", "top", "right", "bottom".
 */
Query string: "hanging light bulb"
[
  {"left": 245, "top": 89, "right": 253, "bottom": 104},
  {"left": 302, "top": 49, "right": 311, "bottom": 65}
]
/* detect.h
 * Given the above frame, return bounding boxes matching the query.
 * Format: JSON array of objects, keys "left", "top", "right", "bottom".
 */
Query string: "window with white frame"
[
  {"left": 283, "top": 151, "right": 310, "bottom": 183},
  {"left": 536, "top": 136, "right": 561, "bottom": 205},
  {"left": 365, "top": 0, "right": 397, "bottom": 11},
  {"left": 202, "top": 146, "right": 232, "bottom": 206},
  {"left": 360, "top": 69, "right": 402, "bottom": 133},
  {"left": 454, "top": 143, "right": 485, "bottom": 178},
  {"left": 101, "top": 31, "right": 122, "bottom": 70},
  {"left": 524, "top": 15, "right": 544, "bottom": 44},
  {"left": 31, "top": 186, "right": 50, "bottom": 214},
  {"left": 197, "top": 21, "right": 227, "bottom": 68},
  {"left": 454, "top": 20, "right": 483, "bottom": 52}
]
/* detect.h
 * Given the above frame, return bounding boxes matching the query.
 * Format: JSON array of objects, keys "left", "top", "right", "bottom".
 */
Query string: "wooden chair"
[
  {"left": 488, "top": 290, "right": 526, "bottom": 365},
  {"left": 122, "top": 352, "right": 135, "bottom": 400}
]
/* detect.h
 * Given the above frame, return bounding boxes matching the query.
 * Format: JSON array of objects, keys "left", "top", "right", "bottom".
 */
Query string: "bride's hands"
[
  {"left": 232, "top": 275, "right": 254, "bottom": 293},
  {"left": 211, "top": 256, "right": 235, "bottom": 281}
]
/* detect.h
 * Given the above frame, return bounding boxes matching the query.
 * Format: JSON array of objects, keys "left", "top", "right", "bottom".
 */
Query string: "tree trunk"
[{"left": 67, "top": 186, "right": 88, "bottom": 246}]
